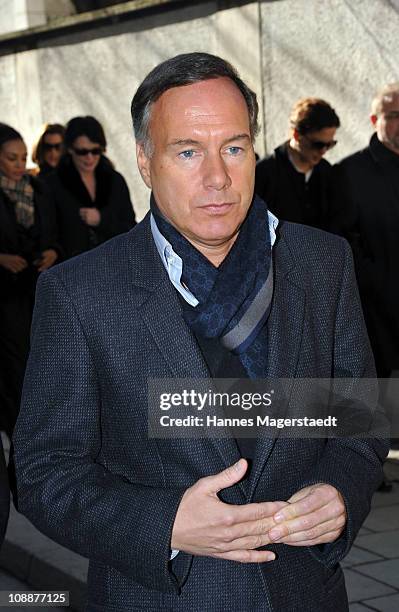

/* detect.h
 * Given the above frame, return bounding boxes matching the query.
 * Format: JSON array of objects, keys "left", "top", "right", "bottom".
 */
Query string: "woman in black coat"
[
  {"left": 0, "top": 123, "right": 60, "bottom": 436},
  {"left": 45, "top": 116, "right": 136, "bottom": 260},
  {"left": 32, "top": 123, "right": 65, "bottom": 178}
]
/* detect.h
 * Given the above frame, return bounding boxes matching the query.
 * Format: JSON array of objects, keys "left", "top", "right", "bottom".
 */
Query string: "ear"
[
  {"left": 370, "top": 114, "right": 378, "bottom": 126},
  {"left": 136, "top": 142, "right": 152, "bottom": 189},
  {"left": 293, "top": 128, "right": 300, "bottom": 142}
]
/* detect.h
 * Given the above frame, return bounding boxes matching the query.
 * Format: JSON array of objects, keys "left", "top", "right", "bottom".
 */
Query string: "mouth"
[{"left": 200, "top": 202, "right": 235, "bottom": 214}]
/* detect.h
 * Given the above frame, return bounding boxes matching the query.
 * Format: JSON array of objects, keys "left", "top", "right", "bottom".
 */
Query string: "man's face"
[
  {"left": 294, "top": 127, "right": 337, "bottom": 168},
  {"left": 137, "top": 77, "right": 255, "bottom": 251},
  {"left": 372, "top": 95, "right": 399, "bottom": 154}
]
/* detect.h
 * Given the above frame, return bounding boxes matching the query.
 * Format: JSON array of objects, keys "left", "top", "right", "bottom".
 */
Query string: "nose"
[{"left": 202, "top": 152, "right": 232, "bottom": 191}]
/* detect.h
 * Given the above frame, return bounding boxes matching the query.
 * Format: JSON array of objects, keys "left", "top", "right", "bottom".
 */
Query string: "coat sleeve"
[
  {"left": 35, "top": 181, "right": 63, "bottom": 259},
  {"left": 13, "top": 271, "right": 185, "bottom": 593},
  {"left": 96, "top": 173, "right": 136, "bottom": 239},
  {"left": 299, "top": 240, "right": 389, "bottom": 567}
]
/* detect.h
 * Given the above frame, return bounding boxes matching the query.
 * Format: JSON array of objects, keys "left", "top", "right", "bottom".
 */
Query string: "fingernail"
[
  {"left": 274, "top": 513, "right": 284, "bottom": 523},
  {"left": 266, "top": 552, "right": 276, "bottom": 561},
  {"left": 269, "top": 528, "right": 283, "bottom": 541}
]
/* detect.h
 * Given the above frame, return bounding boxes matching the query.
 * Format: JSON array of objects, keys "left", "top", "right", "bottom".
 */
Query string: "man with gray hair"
[
  {"left": 338, "top": 83, "right": 399, "bottom": 379},
  {"left": 14, "top": 53, "right": 387, "bottom": 611}
]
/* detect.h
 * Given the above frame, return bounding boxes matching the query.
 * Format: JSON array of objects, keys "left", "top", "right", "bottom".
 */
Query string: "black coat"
[
  {"left": 0, "top": 176, "right": 60, "bottom": 297},
  {"left": 45, "top": 156, "right": 136, "bottom": 260},
  {"left": 255, "top": 142, "right": 354, "bottom": 237},
  {"left": 337, "top": 134, "right": 399, "bottom": 372},
  {"left": 0, "top": 176, "right": 60, "bottom": 434}
]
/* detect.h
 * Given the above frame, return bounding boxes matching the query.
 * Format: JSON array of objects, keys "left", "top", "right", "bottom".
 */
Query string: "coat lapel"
[
  {"left": 126, "top": 217, "right": 242, "bottom": 479},
  {"left": 247, "top": 229, "right": 306, "bottom": 500}
]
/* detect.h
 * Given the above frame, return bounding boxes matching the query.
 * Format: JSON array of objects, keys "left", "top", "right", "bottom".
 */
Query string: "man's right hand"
[
  {"left": 0, "top": 254, "right": 28, "bottom": 273},
  {"left": 171, "top": 459, "right": 288, "bottom": 563}
]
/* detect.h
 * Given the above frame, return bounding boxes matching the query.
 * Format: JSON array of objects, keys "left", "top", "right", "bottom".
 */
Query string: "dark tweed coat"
[{"left": 13, "top": 213, "right": 388, "bottom": 611}]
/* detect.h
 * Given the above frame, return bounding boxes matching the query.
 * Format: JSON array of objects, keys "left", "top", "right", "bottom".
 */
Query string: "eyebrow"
[{"left": 167, "top": 134, "right": 251, "bottom": 148}]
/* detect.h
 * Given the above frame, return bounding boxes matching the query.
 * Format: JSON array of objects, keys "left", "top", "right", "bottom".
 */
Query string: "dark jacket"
[
  {"left": 337, "top": 133, "right": 399, "bottom": 372},
  {"left": 45, "top": 156, "right": 136, "bottom": 260},
  {"left": 255, "top": 142, "right": 354, "bottom": 237},
  {"left": 0, "top": 177, "right": 60, "bottom": 297},
  {"left": 14, "top": 215, "right": 388, "bottom": 611}
]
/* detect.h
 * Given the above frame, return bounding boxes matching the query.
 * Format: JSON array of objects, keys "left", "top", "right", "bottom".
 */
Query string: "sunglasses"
[
  {"left": 72, "top": 147, "right": 102, "bottom": 157},
  {"left": 302, "top": 135, "right": 337, "bottom": 151},
  {"left": 43, "top": 142, "right": 62, "bottom": 151}
]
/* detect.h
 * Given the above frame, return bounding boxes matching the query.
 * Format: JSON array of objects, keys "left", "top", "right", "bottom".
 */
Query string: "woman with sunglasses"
[
  {"left": 0, "top": 123, "right": 60, "bottom": 436},
  {"left": 46, "top": 116, "right": 136, "bottom": 259},
  {"left": 255, "top": 98, "right": 349, "bottom": 233},
  {"left": 32, "top": 123, "right": 65, "bottom": 177}
]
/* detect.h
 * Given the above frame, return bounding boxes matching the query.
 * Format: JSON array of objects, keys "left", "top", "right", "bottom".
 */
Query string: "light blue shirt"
[{"left": 150, "top": 209, "right": 279, "bottom": 307}]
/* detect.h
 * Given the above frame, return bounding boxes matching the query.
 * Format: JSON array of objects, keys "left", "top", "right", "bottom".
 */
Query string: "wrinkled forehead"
[{"left": 149, "top": 78, "right": 251, "bottom": 138}]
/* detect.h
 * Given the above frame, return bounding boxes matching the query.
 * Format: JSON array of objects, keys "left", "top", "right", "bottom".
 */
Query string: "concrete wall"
[
  {"left": 260, "top": 0, "right": 399, "bottom": 163},
  {"left": 1, "top": 0, "right": 399, "bottom": 218},
  {"left": 0, "top": 0, "right": 47, "bottom": 34}
]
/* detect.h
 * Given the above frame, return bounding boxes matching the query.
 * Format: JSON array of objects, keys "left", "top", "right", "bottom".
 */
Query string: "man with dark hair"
[
  {"left": 255, "top": 97, "right": 348, "bottom": 233},
  {"left": 14, "top": 53, "right": 387, "bottom": 611}
]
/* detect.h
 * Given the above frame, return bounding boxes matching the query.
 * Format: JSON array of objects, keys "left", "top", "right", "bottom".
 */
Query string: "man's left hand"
[{"left": 267, "top": 484, "right": 347, "bottom": 546}]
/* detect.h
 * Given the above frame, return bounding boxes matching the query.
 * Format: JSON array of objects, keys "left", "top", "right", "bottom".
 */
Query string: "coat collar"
[
  {"left": 244, "top": 223, "right": 306, "bottom": 499},
  {"left": 57, "top": 155, "right": 113, "bottom": 208},
  {"left": 369, "top": 132, "right": 399, "bottom": 167}
]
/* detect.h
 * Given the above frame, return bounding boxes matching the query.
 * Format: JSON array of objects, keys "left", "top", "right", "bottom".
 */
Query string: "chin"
[{"left": 197, "top": 226, "right": 238, "bottom": 246}]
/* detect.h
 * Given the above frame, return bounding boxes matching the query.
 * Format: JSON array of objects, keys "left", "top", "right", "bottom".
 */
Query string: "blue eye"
[
  {"left": 179, "top": 150, "right": 195, "bottom": 159},
  {"left": 227, "top": 146, "right": 242, "bottom": 155}
]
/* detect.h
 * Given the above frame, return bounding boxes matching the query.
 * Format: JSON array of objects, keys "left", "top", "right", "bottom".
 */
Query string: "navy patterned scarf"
[{"left": 151, "top": 195, "right": 274, "bottom": 378}]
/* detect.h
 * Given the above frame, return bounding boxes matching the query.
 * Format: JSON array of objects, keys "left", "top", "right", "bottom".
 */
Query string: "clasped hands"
[
  {"left": 171, "top": 459, "right": 347, "bottom": 563},
  {"left": 0, "top": 249, "right": 58, "bottom": 274}
]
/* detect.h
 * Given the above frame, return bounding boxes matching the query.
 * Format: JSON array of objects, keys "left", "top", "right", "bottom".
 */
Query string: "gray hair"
[
  {"left": 131, "top": 52, "right": 259, "bottom": 157},
  {"left": 371, "top": 82, "right": 399, "bottom": 116}
]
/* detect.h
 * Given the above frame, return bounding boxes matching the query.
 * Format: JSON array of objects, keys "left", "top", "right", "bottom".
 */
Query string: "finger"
[
  {"left": 222, "top": 501, "right": 288, "bottom": 539},
  {"left": 218, "top": 499, "right": 290, "bottom": 530},
  {"left": 225, "top": 532, "right": 272, "bottom": 550},
  {"left": 213, "top": 549, "right": 276, "bottom": 563},
  {"left": 269, "top": 500, "right": 345, "bottom": 541},
  {"left": 282, "top": 528, "right": 344, "bottom": 547},
  {"left": 273, "top": 485, "right": 337, "bottom": 523},
  {"left": 270, "top": 515, "right": 346, "bottom": 544},
  {"left": 201, "top": 459, "right": 248, "bottom": 495}
]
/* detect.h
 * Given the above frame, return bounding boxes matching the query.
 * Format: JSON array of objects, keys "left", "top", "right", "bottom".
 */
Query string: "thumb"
[{"left": 204, "top": 459, "right": 248, "bottom": 495}]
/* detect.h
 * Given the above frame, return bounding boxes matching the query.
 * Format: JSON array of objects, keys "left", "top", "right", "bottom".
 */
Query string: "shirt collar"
[{"left": 150, "top": 207, "right": 279, "bottom": 307}]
